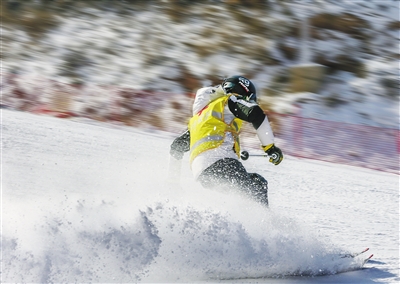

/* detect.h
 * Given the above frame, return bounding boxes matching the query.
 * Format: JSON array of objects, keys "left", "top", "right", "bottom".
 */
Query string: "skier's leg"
[
  {"left": 248, "top": 173, "right": 268, "bottom": 205},
  {"left": 198, "top": 158, "right": 268, "bottom": 205},
  {"left": 198, "top": 158, "right": 249, "bottom": 189}
]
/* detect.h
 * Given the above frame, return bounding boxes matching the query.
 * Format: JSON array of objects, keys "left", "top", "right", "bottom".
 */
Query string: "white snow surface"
[{"left": 2, "top": 109, "right": 399, "bottom": 283}]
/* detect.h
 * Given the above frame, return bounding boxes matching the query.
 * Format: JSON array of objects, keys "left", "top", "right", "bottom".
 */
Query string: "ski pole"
[{"left": 240, "top": 151, "right": 277, "bottom": 161}]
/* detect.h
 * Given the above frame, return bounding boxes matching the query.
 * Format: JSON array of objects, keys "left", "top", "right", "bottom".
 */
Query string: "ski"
[
  {"left": 340, "top": 247, "right": 369, "bottom": 259},
  {"left": 362, "top": 254, "right": 374, "bottom": 266}
]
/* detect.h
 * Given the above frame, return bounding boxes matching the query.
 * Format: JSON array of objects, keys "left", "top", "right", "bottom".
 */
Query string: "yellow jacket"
[{"left": 188, "top": 96, "right": 243, "bottom": 164}]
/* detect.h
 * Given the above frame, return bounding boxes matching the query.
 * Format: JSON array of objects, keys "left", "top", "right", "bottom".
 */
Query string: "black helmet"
[{"left": 222, "top": 75, "right": 257, "bottom": 102}]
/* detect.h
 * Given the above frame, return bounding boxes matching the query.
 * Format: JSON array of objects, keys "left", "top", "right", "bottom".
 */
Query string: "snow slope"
[{"left": 1, "top": 109, "right": 399, "bottom": 283}]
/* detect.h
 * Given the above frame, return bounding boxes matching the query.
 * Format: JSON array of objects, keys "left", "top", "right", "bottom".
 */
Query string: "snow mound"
[{"left": 2, "top": 197, "right": 366, "bottom": 282}]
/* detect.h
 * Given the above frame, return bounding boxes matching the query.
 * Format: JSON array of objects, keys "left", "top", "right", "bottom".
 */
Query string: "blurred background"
[{"left": 1, "top": 0, "right": 399, "bottom": 173}]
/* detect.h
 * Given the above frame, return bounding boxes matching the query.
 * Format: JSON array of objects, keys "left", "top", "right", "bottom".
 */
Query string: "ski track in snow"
[{"left": 1, "top": 109, "right": 399, "bottom": 283}]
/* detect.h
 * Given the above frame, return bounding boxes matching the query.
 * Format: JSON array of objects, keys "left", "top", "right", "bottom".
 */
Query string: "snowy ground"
[{"left": 1, "top": 109, "right": 399, "bottom": 283}]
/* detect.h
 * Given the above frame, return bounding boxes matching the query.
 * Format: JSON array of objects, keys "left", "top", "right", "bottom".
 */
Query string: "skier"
[{"left": 169, "top": 75, "right": 283, "bottom": 205}]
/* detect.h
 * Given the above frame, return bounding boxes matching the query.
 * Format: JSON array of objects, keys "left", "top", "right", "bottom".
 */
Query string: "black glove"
[
  {"left": 170, "top": 130, "right": 190, "bottom": 160},
  {"left": 263, "top": 144, "right": 283, "bottom": 165},
  {"left": 170, "top": 149, "right": 184, "bottom": 160}
]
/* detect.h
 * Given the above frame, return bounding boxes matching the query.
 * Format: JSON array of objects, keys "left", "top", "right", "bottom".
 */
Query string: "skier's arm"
[
  {"left": 228, "top": 95, "right": 274, "bottom": 144},
  {"left": 170, "top": 129, "right": 190, "bottom": 160},
  {"left": 228, "top": 96, "right": 283, "bottom": 165}
]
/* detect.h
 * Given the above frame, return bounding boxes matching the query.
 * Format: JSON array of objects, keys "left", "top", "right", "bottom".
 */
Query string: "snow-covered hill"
[{"left": 2, "top": 1, "right": 399, "bottom": 128}]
